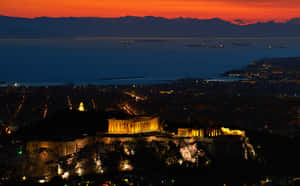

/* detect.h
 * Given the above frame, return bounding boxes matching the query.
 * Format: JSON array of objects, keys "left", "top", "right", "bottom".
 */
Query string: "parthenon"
[{"left": 108, "top": 116, "right": 160, "bottom": 134}]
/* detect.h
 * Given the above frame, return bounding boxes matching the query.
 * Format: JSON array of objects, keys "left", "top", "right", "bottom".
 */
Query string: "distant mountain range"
[{"left": 1, "top": 15, "right": 300, "bottom": 38}]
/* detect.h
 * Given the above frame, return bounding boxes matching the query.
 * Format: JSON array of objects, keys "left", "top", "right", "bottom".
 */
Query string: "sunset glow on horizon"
[{"left": 1, "top": 0, "right": 300, "bottom": 23}]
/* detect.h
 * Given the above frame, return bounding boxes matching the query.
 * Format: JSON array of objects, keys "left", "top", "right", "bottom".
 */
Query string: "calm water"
[{"left": 1, "top": 37, "right": 300, "bottom": 85}]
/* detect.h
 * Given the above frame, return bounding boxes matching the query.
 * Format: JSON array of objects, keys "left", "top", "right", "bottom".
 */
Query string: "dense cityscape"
[
  {"left": 1, "top": 0, "right": 300, "bottom": 184},
  {"left": 1, "top": 57, "right": 300, "bottom": 185}
]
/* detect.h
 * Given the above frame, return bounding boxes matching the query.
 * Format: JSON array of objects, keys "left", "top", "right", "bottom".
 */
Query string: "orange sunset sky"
[{"left": 0, "top": 0, "right": 300, "bottom": 23}]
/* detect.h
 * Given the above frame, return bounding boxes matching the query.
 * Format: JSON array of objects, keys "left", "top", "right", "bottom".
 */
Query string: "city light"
[
  {"left": 78, "top": 102, "right": 85, "bottom": 112},
  {"left": 77, "top": 168, "right": 83, "bottom": 176},
  {"left": 120, "top": 160, "right": 133, "bottom": 171},
  {"left": 178, "top": 159, "right": 183, "bottom": 165},
  {"left": 5, "top": 128, "right": 11, "bottom": 135},
  {"left": 62, "top": 172, "right": 69, "bottom": 179},
  {"left": 17, "top": 148, "right": 23, "bottom": 155},
  {"left": 38, "top": 179, "right": 46, "bottom": 183},
  {"left": 57, "top": 164, "right": 63, "bottom": 175}
]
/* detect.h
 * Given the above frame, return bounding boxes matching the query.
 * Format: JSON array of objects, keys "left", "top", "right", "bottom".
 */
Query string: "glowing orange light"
[
  {"left": 78, "top": 102, "right": 85, "bottom": 112},
  {"left": 177, "top": 128, "right": 205, "bottom": 138},
  {"left": 108, "top": 116, "right": 159, "bottom": 134},
  {"left": 5, "top": 128, "right": 12, "bottom": 135},
  {"left": 221, "top": 127, "right": 245, "bottom": 136},
  {"left": 120, "top": 160, "right": 133, "bottom": 171},
  {"left": 57, "top": 164, "right": 63, "bottom": 175}
]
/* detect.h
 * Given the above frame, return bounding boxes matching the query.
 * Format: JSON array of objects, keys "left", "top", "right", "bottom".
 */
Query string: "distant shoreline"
[
  {"left": 1, "top": 36, "right": 300, "bottom": 40},
  {"left": 98, "top": 76, "right": 145, "bottom": 81}
]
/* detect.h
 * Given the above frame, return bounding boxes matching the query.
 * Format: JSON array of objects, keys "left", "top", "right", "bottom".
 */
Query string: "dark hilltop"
[{"left": 1, "top": 15, "right": 300, "bottom": 38}]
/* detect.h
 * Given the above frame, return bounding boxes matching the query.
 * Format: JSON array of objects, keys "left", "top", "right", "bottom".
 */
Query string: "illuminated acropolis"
[
  {"left": 177, "top": 128, "right": 205, "bottom": 138},
  {"left": 108, "top": 116, "right": 160, "bottom": 134},
  {"left": 178, "top": 127, "right": 245, "bottom": 137},
  {"left": 177, "top": 128, "right": 222, "bottom": 137},
  {"left": 221, "top": 127, "right": 245, "bottom": 136}
]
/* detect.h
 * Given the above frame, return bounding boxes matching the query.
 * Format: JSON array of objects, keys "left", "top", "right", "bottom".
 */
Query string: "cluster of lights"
[
  {"left": 62, "top": 172, "right": 69, "bottom": 179},
  {"left": 179, "top": 143, "right": 201, "bottom": 163},
  {"left": 123, "top": 146, "right": 135, "bottom": 156},
  {"left": 95, "top": 158, "right": 104, "bottom": 174},
  {"left": 120, "top": 160, "right": 133, "bottom": 171},
  {"left": 75, "top": 162, "right": 85, "bottom": 176}
]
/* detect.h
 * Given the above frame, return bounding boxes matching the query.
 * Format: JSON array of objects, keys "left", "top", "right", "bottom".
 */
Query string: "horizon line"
[{"left": 1, "top": 14, "right": 300, "bottom": 25}]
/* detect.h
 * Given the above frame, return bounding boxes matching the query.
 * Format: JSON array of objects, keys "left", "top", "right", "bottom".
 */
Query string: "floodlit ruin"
[{"left": 108, "top": 116, "right": 160, "bottom": 134}]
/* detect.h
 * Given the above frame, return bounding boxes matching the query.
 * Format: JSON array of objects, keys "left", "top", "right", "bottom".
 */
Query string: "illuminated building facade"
[
  {"left": 177, "top": 128, "right": 205, "bottom": 138},
  {"left": 108, "top": 116, "right": 160, "bottom": 134},
  {"left": 206, "top": 128, "right": 223, "bottom": 137},
  {"left": 177, "top": 127, "right": 245, "bottom": 137},
  {"left": 220, "top": 127, "right": 245, "bottom": 136}
]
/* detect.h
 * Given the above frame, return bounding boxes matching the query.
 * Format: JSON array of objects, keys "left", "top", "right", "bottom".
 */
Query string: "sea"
[{"left": 1, "top": 37, "right": 300, "bottom": 86}]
